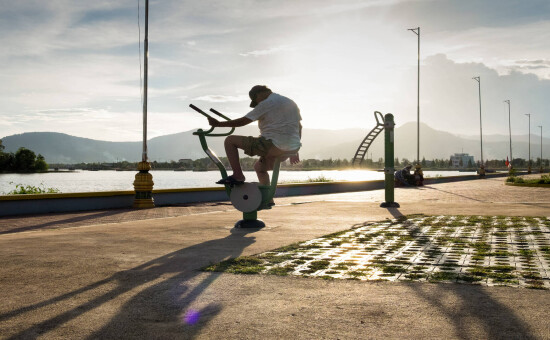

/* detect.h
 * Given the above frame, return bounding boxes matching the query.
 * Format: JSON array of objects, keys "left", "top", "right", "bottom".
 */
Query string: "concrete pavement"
[{"left": 1, "top": 177, "right": 549, "bottom": 339}]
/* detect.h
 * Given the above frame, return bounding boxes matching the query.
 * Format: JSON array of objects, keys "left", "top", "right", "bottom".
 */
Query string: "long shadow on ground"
[
  {"left": 2, "top": 228, "right": 257, "bottom": 339},
  {"left": 405, "top": 282, "right": 534, "bottom": 338},
  {"left": 0, "top": 209, "right": 132, "bottom": 235},
  {"left": 2, "top": 214, "right": 539, "bottom": 339}
]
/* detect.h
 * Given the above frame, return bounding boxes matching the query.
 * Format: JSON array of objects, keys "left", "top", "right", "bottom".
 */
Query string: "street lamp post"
[
  {"left": 408, "top": 27, "right": 420, "bottom": 165},
  {"left": 538, "top": 125, "right": 543, "bottom": 172},
  {"left": 133, "top": 0, "right": 155, "bottom": 208},
  {"left": 504, "top": 100, "right": 512, "bottom": 167},
  {"left": 473, "top": 76, "right": 483, "bottom": 169},
  {"left": 525, "top": 114, "right": 532, "bottom": 173}
]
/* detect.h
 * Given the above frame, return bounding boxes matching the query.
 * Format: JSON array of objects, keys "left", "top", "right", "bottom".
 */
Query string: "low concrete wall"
[{"left": 0, "top": 173, "right": 508, "bottom": 217}]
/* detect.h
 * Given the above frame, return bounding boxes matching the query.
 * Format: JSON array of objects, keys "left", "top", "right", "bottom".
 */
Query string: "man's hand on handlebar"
[
  {"left": 290, "top": 153, "right": 300, "bottom": 165},
  {"left": 208, "top": 117, "right": 221, "bottom": 127}
]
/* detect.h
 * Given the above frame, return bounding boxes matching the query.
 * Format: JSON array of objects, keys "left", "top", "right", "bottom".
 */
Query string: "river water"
[{"left": 0, "top": 170, "right": 478, "bottom": 194}]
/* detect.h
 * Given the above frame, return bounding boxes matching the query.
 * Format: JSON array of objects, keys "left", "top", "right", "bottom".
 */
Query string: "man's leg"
[
  {"left": 254, "top": 157, "right": 271, "bottom": 185},
  {"left": 254, "top": 151, "right": 288, "bottom": 186},
  {"left": 224, "top": 135, "right": 246, "bottom": 181}
]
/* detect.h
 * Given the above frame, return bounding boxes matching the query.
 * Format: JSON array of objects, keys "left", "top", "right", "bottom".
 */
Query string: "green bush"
[
  {"left": 6, "top": 182, "right": 60, "bottom": 195},
  {"left": 515, "top": 177, "right": 524, "bottom": 183},
  {"left": 306, "top": 175, "right": 333, "bottom": 183}
]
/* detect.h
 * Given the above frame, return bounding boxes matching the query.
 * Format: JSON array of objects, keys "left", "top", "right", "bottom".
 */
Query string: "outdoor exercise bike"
[{"left": 189, "top": 104, "right": 298, "bottom": 228}]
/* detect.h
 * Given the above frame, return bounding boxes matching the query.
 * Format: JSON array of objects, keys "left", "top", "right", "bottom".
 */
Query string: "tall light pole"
[
  {"left": 473, "top": 76, "right": 483, "bottom": 167},
  {"left": 538, "top": 125, "right": 543, "bottom": 172},
  {"left": 525, "top": 113, "right": 531, "bottom": 174},
  {"left": 142, "top": 0, "right": 149, "bottom": 164},
  {"left": 133, "top": 0, "right": 155, "bottom": 208},
  {"left": 408, "top": 26, "right": 420, "bottom": 165},
  {"left": 504, "top": 100, "right": 512, "bottom": 167}
]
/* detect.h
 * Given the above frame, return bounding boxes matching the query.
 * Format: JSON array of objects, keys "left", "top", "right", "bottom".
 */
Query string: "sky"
[{"left": 1, "top": 0, "right": 549, "bottom": 142}]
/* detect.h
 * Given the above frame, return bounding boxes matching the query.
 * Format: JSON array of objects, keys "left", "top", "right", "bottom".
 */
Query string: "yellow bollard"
[{"left": 133, "top": 161, "right": 155, "bottom": 208}]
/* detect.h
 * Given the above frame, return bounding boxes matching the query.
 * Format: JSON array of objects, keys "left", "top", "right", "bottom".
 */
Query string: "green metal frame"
[
  {"left": 380, "top": 113, "right": 399, "bottom": 208},
  {"left": 190, "top": 104, "right": 294, "bottom": 224}
]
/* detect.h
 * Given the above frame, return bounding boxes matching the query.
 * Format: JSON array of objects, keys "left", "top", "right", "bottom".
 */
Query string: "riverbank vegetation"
[
  {"left": 49, "top": 156, "right": 546, "bottom": 172},
  {"left": 5, "top": 182, "right": 61, "bottom": 195},
  {"left": 0, "top": 140, "right": 49, "bottom": 173}
]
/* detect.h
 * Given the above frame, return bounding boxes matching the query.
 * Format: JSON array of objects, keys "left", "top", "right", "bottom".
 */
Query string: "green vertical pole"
[{"left": 380, "top": 113, "right": 400, "bottom": 208}]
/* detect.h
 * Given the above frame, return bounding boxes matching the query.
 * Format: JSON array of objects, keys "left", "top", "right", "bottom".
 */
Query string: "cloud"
[
  {"left": 1, "top": 0, "right": 549, "bottom": 143},
  {"left": 511, "top": 59, "right": 550, "bottom": 71},
  {"left": 239, "top": 45, "right": 295, "bottom": 57},
  {"left": 426, "top": 20, "right": 550, "bottom": 79},
  {"left": 515, "top": 59, "right": 550, "bottom": 65},
  {"left": 34, "top": 108, "right": 96, "bottom": 114},
  {"left": 411, "top": 54, "right": 550, "bottom": 137},
  {"left": 193, "top": 95, "right": 248, "bottom": 103},
  {"left": 517, "top": 65, "right": 549, "bottom": 70}
]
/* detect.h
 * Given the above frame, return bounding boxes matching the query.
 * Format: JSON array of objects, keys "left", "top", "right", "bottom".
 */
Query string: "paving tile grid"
[{"left": 205, "top": 215, "right": 550, "bottom": 290}]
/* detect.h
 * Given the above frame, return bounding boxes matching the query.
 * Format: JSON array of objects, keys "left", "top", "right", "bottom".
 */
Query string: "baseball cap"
[{"left": 249, "top": 85, "right": 271, "bottom": 108}]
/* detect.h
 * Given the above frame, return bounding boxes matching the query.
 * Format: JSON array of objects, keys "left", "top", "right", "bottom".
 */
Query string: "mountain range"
[{"left": 1, "top": 122, "right": 547, "bottom": 164}]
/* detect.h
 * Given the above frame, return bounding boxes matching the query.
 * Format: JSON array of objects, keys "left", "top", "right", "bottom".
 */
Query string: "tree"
[
  {"left": 421, "top": 157, "right": 426, "bottom": 166},
  {"left": 467, "top": 159, "right": 473, "bottom": 168},
  {"left": 0, "top": 139, "right": 4, "bottom": 152},
  {"left": 34, "top": 154, "right": 48, "bottom": 171},
  {"left": 14, "top": 147, "right": 37, "bottom": 171},
  {"left": 0, "top": 152, "right": 14, "bottom": 171}
]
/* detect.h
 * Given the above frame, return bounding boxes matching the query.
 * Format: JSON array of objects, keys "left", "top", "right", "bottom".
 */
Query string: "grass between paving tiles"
[
  {"left": 202, "top": 215, "right": 550, "bottom": 289},
  {"left": 506, "top": 174, "right": 550, "bottom": 186}
]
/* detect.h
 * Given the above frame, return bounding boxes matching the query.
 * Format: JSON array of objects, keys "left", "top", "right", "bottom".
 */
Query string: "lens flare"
[{"left": 183, "top": 309, "right": 200, "bottom": 325}]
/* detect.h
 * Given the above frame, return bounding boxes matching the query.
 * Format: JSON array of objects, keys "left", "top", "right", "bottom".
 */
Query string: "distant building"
[{"left": 450, "top": 153, "right": 475, "bottom": 168}]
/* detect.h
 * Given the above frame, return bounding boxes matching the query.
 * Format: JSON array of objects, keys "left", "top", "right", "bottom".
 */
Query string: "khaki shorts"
[{"left": 243, "top": 136, "right": 276, "bottom": 157}]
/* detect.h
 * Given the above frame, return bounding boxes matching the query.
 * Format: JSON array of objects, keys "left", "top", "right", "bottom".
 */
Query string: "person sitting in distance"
[
  {"left": 207, "top": 85, "right": 302, "bottom": 188},
  {"left": 395, "top": 164, "right": 413, "bottom": 187},
  {"left": 414, "top": 164, "right": 424, "bottom": 186}
]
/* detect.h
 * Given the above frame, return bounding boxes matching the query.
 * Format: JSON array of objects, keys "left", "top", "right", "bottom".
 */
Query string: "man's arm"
[
  {"left": 208, "top": 116, "right": 252, "bottom": 128},
  {"left": 289, "top": 122, "right": 302, "bottom": 165}
]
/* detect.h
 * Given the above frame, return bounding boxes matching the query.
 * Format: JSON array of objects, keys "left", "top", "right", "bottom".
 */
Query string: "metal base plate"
[{"left": 234, "top": 219, "right": 266, "bottom": 229}]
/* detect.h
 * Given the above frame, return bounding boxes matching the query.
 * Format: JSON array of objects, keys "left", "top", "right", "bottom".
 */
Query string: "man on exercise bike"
[{"left": 206, "top": 85, "right": 302, "bottom": 188}]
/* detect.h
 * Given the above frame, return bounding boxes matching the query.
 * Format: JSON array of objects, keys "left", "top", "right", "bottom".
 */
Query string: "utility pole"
[
  {"left": 133, "top": 0, "right": 155, "bottom": 208},
  {"left": 408, "top": 27, "right": 420, "bottom": 165},
  {"left": 473, "top": 76, "right": 483, "bottom": 168},
  {"left": 504, "top": 100, "right": 512, "bottom": 167},
  {"left": 538, "top": 125, "right": 543, "bottom": 172},
  {"left": 525, "top": 113, "right": 531, "bottom": 174}
]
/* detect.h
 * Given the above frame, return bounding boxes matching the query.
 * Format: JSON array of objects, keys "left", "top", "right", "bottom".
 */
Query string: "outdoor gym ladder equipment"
[
  {"left": 352, "top": 111, "right": 385, "bottom": 166},
  {"left": 352, "top": 111, "right": 399, "bottom": 208},
  {"left": 189, "top": 104, "right": 297, "bottom": 228}
]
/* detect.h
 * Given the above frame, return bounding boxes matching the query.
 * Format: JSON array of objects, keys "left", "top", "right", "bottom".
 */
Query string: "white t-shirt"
[{"left": 244, "top": 93, "right": 302, "bottom": 151}]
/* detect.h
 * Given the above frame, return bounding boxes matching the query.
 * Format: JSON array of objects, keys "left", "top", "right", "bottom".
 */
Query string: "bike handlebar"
[
  {"left": 189, "top": 104, "right": 214, "bottom": 119},
  {"left": 190, "top": 103, "right": 235, "bottom": 137},
  {"left": 209, "top": 108, "right": 231, "bottom": 121}
]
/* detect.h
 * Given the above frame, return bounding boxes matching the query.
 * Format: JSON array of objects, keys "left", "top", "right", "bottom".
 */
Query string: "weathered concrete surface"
[{"left": 0, "top": 177, "right": 549, "bottom": 339}]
